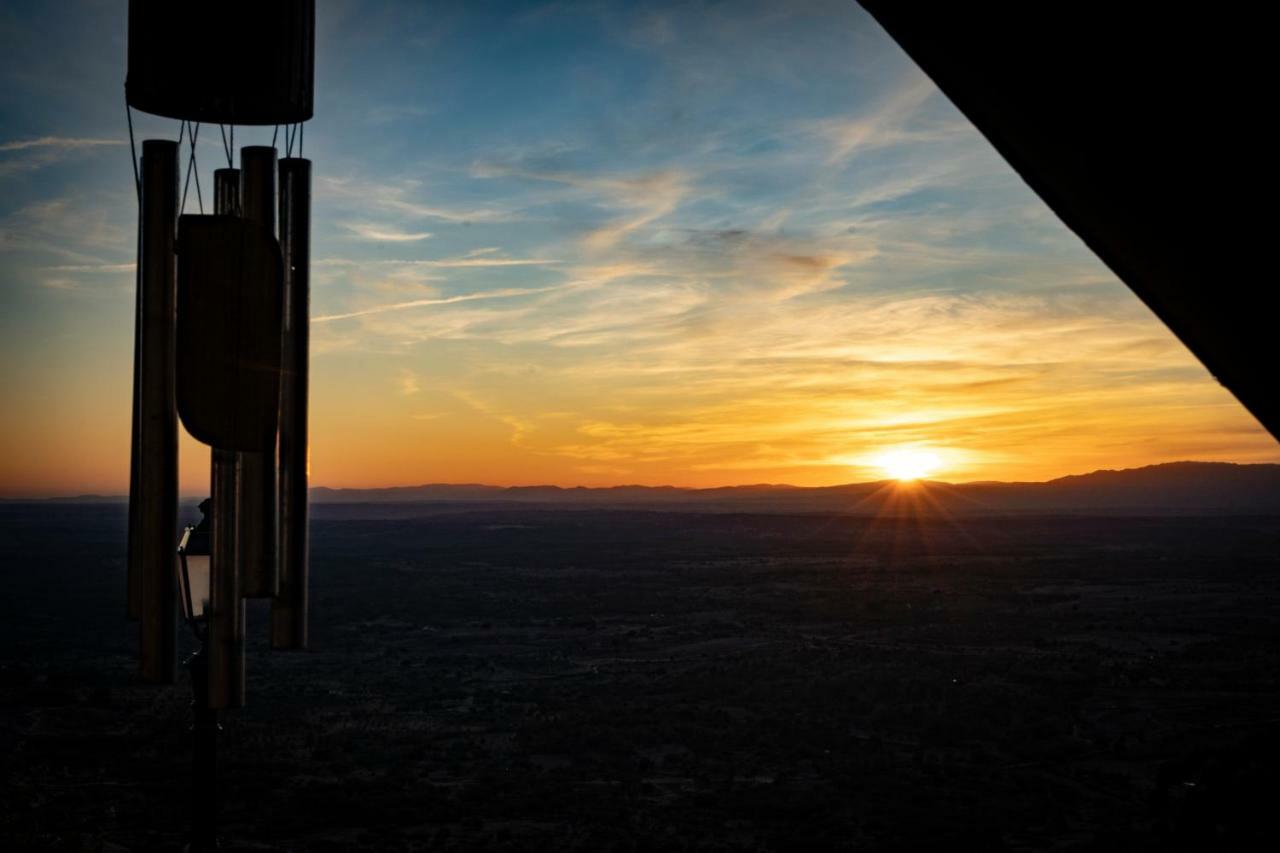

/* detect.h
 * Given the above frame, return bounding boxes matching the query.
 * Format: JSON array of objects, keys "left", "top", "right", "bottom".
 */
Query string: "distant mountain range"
[
  {"left": 307, "top": 462, "right": 1280, "bottom": 515},
  {"left": 9, "top": 462, "right": 1277, "bottom": 515}
]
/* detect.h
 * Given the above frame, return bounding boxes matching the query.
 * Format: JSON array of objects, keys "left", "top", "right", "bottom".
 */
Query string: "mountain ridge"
[
  {"left": 303, "top": 461, "right": 1280, "bottom": 514},
  {"left": 7, "top": 462, "right": 1278, "bottom": 513}
]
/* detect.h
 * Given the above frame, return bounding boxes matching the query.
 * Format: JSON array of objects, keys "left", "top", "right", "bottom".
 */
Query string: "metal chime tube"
[
  {"left": 273, "top": 157, "right": 311, "bottom": 650},
  {"left": 133, "top": 139, "right": 179, "bottom": 684},
  {"left": 237, "top": 146, "right": 280, "bottom": 599},
  {"left": 127, "top": 208, "right": 144, "bottom": 621},
  {"left": 208, "top": 167, "right": 245, "bottom": 709}
]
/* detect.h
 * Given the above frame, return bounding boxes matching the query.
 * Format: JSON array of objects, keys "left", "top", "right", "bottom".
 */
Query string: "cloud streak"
[
  {"left": 813, "top": 72, "right": 944, "bottom": 164},
  {"left": 340, "top": 222, "right": 433, "bottom": 242},
  {"left": 318, "top": 176, "right": 518, "bottom": 224},
  {"left": 313, "top": 284, "right": 564, "bottom": 323},
  {"left": 315, "top": 254, "right": 560, "bottom": 269},
  {"left": 471, "top": 163, "right": 692, "bottom": 251},
  {"left": 0, "top": 136, "right": 126, "bottom": 177},
  {"left": 0, "top": 136, "right": 123, "bottom": 152}
]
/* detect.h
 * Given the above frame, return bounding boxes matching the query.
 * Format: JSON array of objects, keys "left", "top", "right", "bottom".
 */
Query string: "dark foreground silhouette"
[{"left": 2, "top": 502, "right": 1278, "bottom": 850}]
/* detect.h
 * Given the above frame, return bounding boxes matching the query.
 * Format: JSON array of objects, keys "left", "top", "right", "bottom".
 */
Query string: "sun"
[{"left": 875, "top": 448, "right": 941, "bottom": 482}]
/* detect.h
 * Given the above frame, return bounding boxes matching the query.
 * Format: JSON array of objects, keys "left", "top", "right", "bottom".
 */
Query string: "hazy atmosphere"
[{"left": 2, "top": 0, "right": 1275, "bottom": 497}]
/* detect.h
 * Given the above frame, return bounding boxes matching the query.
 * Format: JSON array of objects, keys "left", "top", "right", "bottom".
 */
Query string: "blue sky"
[{"left": 1, "top": 0, "right": 1274, "bottom": 496}]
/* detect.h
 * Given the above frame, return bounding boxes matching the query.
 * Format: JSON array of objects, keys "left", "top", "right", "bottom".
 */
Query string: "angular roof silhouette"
[{"left": 861, "top": 2, "right": 1277, "bottom": 439}]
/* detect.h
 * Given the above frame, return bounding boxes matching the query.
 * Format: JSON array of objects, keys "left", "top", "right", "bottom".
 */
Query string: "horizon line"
[{"left": 2, "top": 459, "right": 1273, "bottom": 502}]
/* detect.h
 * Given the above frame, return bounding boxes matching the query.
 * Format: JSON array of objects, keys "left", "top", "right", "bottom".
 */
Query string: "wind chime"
[{"left": 124, "top": 0, "right": 314, "bottom": 703}]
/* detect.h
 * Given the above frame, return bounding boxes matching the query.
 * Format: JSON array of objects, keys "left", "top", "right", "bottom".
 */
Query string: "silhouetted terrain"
[
  {"left": 3, "top": 486, "right": 1279, "bottom": 850},
  {"left": 306, "top": 462, "right": 1280, "bottom": 515}
]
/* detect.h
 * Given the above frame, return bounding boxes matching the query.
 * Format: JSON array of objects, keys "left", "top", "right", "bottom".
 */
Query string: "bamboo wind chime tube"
[
  {"left": 273, "top": 157, "right": 311, "bottom": 650},
  {"left": 237, "top": 146, "right": 281, "bottom": 599},
  {"left": 133, "top": 139, "right": 179, "bottom": 684},
  {"left": 207, "top": 167, "right": 246, "bottom": 709}
]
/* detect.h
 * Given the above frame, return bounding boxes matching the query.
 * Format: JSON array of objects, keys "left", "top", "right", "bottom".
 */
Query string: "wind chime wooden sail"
[{"left": 125, "top": 0, "right": 314, "bottom": 706}]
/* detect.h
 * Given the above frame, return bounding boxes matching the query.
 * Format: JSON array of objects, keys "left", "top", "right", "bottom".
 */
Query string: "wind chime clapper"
[{"left": 124, "top": 0, "right": 315, "bottom": 698}]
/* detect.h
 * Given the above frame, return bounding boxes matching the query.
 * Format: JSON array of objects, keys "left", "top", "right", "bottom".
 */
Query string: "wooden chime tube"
[
  {"left": 207, "top": 167, "right": 246, "bottom": 709},
  {"left": 236, "top": 146, "right": 281, "bottom": 599},
  {"left": 273, "top": 157, "right": 311, "bottom": 650},
  {"left": 133, "top": 139, "right": 179, "bottom": 684}
]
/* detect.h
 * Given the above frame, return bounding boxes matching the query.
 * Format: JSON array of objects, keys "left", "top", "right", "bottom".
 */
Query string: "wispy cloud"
[
  {"left": 40, "top": 277, "right": 81, "bottom": 291},
  {"left": 366, "top": 104, "right": 433, "bottom": 124},
  {"left": 318, "top": 176, "right": 518, "bottom": 224},
  {"left": 0, "top": 198, "right": 132, "bottom": 264},
  {"left": 0, "top": 136, "right": 125, "bottom": 176},
  {"left": 0, "top": 136, "right": 123, "bottom": 152},
  {"left": 313, "top": 284, "right": 563, "bottom": 323},
  {"left": 472, "top": 163, "right": 692, "bottom": 251},
  {"left": 397, "top": 369, "right": 421, "bottom": 396},
  {"left": 340, "top": 222, "right": 433, "bottom": 242},
  {"left": 315, "top": 253, "right": 560, "bottom": 269},
  {"left": 44, "top": 262, "right": 135, "bottom": 273},
  {"left": 812, "top": 72, "right": 946, "bottom": 164}
]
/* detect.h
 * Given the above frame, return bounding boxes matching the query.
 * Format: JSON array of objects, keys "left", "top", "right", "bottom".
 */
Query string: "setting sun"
[{"left": 875, "top": 449, "right": 942, "bottom": 482}]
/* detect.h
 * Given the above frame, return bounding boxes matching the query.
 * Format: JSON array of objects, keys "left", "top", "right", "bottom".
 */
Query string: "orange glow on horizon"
[{"left": 1, "top": 380, "right": 1277, "bottom": 498}]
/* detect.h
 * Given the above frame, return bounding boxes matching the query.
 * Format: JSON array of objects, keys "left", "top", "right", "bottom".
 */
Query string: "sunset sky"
[{"left": 1, "top": 0, "right": 1276, "bottom": 497}]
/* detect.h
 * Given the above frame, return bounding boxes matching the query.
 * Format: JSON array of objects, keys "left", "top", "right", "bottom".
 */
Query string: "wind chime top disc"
[{"left": 126, "top": 0, "right": 314, "bottom": 125}]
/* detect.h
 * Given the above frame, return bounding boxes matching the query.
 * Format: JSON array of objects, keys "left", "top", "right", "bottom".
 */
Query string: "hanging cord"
[
  {"left": 125, "top": 94, "right": 140, "bottom": 202},
  {"left": 175, "top": 121, "right": 188, "bottom": 210},
  {"left": 190, "top": 122, "right": 204, "bottom": 212},
  {"left": 271, "top": 124, "right": 279, "bottom": 150},
  {"left": 299, "top": 122, "right": 304, "bottom": 158},
  {"left": 180, "top": 122, "right": 204, "bottom": 215},
  {"left": 219, "top": 124, "right": 234, "bottom": 168},
  {"left": 179, "top": 122, "right": 190, "bottom": 213}
]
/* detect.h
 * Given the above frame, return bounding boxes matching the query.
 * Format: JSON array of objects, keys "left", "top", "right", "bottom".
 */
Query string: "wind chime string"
[
  {"left": 180, "top": 121, "right": 204, "bottom": 215},
  {"left": 220, "top": 124, "right": 234, "bottom": 169},
  {"left": 179, "top": 122, "right": 190, "bottom": 215},
  {"left": 284, "top": 122, "right": 302, "bottom": 159},
  {"left": 179, "top": 122, "right": 200, "bottom": 215},
  {"left": 125, "top": 94, "right": 140, "bottom": 203},
  {"left": 176, "top": 121, "right": 189, "bottom": 213}
]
